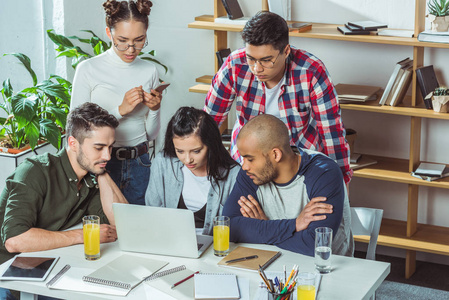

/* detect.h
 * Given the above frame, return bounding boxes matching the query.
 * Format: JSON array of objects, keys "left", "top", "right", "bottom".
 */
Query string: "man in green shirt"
[{"left": 0, "top": 102, "right": 128, "bottom": 266}]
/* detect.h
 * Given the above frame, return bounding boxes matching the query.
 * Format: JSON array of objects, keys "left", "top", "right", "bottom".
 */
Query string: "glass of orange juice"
[
  {"left": 213, "top": 216, "right": 230, "bottom": 256},
  {"left": 83, "top": 215, "right": 100, "bottom": 260},
  {"left": 297, "top": 272, "right": 316, "bottom": 300}
]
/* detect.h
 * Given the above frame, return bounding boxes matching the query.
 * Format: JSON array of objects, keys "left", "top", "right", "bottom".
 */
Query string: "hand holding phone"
[{"left": 150, "top": 82, "right": 170, "bottom": 97}]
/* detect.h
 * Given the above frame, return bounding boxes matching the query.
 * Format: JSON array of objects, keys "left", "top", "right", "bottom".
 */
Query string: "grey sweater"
[{"left": 145, "top": 152, "right": 240, "bottom": 235}]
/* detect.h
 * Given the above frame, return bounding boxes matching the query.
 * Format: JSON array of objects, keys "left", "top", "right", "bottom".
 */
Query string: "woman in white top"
[
  {"left": 71, "top": 0, "right": 161, "bottom": 205},
  {"left": 145, "top": 107, "right": 240, "bottom": 235}
]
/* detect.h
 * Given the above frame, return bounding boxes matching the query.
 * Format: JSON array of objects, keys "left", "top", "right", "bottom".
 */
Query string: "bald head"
[{"left": 238, "top": 114, "right": 291, "bottom": 153}]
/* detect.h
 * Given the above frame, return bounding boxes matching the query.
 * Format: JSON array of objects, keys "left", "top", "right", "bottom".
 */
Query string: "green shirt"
[{"left": 0, "top": 148, "right": 108, "bottom": 264}]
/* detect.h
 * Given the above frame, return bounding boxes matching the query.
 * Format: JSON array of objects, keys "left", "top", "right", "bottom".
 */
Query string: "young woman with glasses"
[
  {"left": 145, "top": 107, "right": 240, "bottom": 235},
  {"left": 71, "top": 0, "right": 161, "bottom": 205}
]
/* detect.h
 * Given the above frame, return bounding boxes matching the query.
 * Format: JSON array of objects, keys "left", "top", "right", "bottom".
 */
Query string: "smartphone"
[{"left": 151, "top": 82, "right": 170, "bottom": 96}]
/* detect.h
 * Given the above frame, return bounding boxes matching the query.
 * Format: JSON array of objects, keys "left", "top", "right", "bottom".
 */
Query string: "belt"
[{"left": 111, "top": 142, "right": 148, "bottom": 160}]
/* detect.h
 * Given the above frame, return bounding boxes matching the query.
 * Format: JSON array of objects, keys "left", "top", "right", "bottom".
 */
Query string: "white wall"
[{"left": 1, "top": 0, "right": 448, "bottom": 264}]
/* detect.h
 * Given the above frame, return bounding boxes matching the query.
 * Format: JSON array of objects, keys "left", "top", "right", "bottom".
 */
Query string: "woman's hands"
[{"left": 118, "top": 85, "right": 161, "bottom": 116}]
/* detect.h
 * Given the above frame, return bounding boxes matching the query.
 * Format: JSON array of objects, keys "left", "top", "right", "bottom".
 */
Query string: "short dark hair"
[
  {"left": 66, "top": 102, "right": 119, "bottom": 144},
  {"left": 163, "top": 107, "right": 237, "bottom": 185},
  {"left": 242, "top": 11, "right": 289, "bottom": 51},
  {"left": 103, "top": 0, "right": 152, "bottom": 29}
]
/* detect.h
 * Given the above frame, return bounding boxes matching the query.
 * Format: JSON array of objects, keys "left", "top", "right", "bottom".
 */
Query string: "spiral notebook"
[{"left": 145, "top": 265, "right": 196, "bottom": 299}]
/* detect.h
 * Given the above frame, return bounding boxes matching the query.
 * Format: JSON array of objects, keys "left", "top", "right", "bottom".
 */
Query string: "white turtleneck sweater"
[{"left": 71, "top": 48, "right": 160, "bottom": 147}]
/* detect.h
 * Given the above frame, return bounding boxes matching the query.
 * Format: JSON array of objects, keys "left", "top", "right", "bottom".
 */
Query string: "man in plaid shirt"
[{"left": 204, "top": 11, "right": 352, "bottom": 184}]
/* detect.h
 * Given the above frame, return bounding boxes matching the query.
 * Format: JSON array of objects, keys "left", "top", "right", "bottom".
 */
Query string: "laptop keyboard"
[{"left": 197, "top": 243, "right": 204, "bottom": 250}]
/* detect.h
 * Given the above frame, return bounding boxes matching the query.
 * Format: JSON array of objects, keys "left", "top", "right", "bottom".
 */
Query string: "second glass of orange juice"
[{"left": 213, "top": 216, "right": 230, "bottom": 256}]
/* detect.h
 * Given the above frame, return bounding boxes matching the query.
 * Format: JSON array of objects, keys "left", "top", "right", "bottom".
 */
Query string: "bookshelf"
[{"left": 188, "top": 0, "right": 448, "bottom": 278}]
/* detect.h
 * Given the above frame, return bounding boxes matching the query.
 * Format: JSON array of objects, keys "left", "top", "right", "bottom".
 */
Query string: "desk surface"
[{"left": 0, "top": 242, "right": 389, "bottom": 300}]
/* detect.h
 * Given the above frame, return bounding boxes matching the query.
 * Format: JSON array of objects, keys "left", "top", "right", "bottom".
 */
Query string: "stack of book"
[
  {"left": 338, "top": 21, "right": 387, "bottom": 35},
  {"left": 411, "top": 162, "right": 449, "bottom": 182},
  {"left": 378, "top": 57, "right": 414, "bottom": 106},
  {"left": 335, "top": 83, "right": 382, "bottom": 104},
  {"left": 417, "top": 30, "right": 449, "bottom": 44}
]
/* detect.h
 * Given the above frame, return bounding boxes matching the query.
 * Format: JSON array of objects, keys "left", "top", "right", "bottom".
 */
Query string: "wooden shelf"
[
  {"left": 354, "top": 219, "right": 449, "bottom": 256},
  {"left": 189, "top": 19, "right": 449, "bottom": 49},
  {"left": 190, "top": 75, "right": 449, "bottom": 120},
  {"left": 352, "top": 155, "right": 449, "bottom": 189},
  {"left": 189, "top": 84, "right": 209, "bottom": 94}
]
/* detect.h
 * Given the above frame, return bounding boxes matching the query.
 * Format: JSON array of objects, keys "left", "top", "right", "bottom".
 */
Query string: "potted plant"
[
  {"left": 428, "top": 0, "right": 449, "bottom": 32},
  {"left": 1, "top": 53, "right": 70, "bottom": 153},
  {"left": 432, "top": 86, "right": 449, "bottom": 112},
  {"left": 47, "top": 29, "right": 168, "bottom": 78}
]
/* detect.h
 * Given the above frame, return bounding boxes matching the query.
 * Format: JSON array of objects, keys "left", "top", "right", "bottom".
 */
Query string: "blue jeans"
[
  {"left": 0, "top": 288, "right": 60, "bottom": 300},
  {"left": 106, "top": 151, "right": 152, "bottom": 206}
]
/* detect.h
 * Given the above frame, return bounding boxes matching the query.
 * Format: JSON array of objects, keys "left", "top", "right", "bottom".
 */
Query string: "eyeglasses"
[
  {"left": 245, "top": 52, "right": 282, "bottom": 69},
  {"left": 111, "top": 34, "right": 148, "bottom": 51}
]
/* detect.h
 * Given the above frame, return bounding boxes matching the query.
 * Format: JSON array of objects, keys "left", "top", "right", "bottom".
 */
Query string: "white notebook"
[{"left": 194, "top": 273, "right": 240, "bottom": 299}]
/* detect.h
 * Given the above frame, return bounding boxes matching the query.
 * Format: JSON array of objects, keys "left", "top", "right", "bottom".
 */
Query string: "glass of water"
[{"left": 315, "top": 227, "right": 332, "bottom": 274}]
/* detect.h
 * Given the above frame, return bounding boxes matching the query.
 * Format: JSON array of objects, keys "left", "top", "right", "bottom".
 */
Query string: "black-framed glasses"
[
  {"left": 245, "top": 52, "right": 282, "bottom": 69},
  {"left": 111, "top": 34, "right": 148, "bottom": 51}
]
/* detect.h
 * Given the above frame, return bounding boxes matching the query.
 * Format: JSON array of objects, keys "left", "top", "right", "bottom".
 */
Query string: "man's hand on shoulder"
[
  {"left": 295, "top": 197, "right": 332, "bottom": 232},
  {"left": 99, "top": 224, "right": 117, "bottom": 243},
  {"left": 238, "top": 195, "right": 268, "bottom": 220}
]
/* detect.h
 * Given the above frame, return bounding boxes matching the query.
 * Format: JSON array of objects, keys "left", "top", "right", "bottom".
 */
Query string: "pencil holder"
[{"left": 267, "top": 288, "right": 294, "bottom": 300}]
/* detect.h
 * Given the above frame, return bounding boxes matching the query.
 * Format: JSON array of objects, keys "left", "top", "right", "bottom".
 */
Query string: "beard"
[
  {"left": 250, "top": 156, "right": 278, "bottom": 185},
  {"left": 76, "top": 146, "right": 107, "bottom": 175}
]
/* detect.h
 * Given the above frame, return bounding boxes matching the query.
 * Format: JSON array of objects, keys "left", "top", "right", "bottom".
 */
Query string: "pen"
[
  {"left": 171, "top": 271, "right": 199, "bottom": 289},
  {"left": 225, "top": 255, "right": 258, "bottom": 264}
]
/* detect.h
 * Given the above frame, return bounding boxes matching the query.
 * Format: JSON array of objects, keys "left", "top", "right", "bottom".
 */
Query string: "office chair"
[{"left": 351, "top": 207, "right": 384, "bottom": 260}]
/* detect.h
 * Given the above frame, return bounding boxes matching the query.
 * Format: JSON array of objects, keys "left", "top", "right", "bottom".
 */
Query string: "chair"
[{"left": 351, "top": 207, "right": 383, "bottom": 260}]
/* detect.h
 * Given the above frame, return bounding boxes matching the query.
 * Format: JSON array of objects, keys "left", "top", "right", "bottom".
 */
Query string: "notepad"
[
  {"left": 82, "top": 254, "right": 168, "bottom": 293},
  {"left": 145, "top": 265, "right": 196, "bottom": 299},
  {"left": 217, "top": 246, "right": 282, "bottom": 271},
  {"left": 194, "top": 273, "right": 240, "bottom": 299}
]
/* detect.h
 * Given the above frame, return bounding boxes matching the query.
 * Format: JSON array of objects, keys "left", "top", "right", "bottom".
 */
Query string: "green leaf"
[
  {"left": 140, "top": 57, "right": 168, "bottom": 74},
  {"left": 81, "top": 29, "right": 99, "bottom": 38},
  {"left": 47, "top": 29, "right": 75, "bottom": 48},
  {"left": 11, "top": 94, "right": 37, "bottom": 127},
  {"left": 0, "top": 117, "right": 7, "bottom": 125},
  {"left": 49, "top": 74, "right": 72, "bottom": 90},
  {"left": 67, "top": 35, "right": 91, "bottom": 44},
  {"left": 4, "top": 53, "right": 38, "bottom": 86},
  {"left": 2, "top": 79, "right": 13, "bottom": 98},
  {"left": 140, "top": 50, "right": 156, "bottom": 56},
  {"left": 24, "top": 118, "right": 40, "bottom": 149},
  {"left": 45, "top": 106, "right": 67, "bottom": 129},
  {"left": 40, "top": 119, "right": 61, "bottom": 149},
  {"left": 37, "top": 81, "right": 70, "bottom": 104}
]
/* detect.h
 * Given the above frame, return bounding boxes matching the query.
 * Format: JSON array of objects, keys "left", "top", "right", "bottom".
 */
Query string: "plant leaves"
[
  {"left": 140, "top": 50, "right": 156, "bottom": 56},
  {"left": 11, "top": 94, "right": 37, "bottom": 127},
  {"left": 24, "top": 118, "right": 40, "bottom": 149},
  {"left": 40, "top": 119, "right": 61, "bottom": 149},
  {"left": 47, "top": 29, "right": 75, "bottom": 48},
  {"left": 4, "top": 53, "right": 38, "bottom": 86},
  {"left": 2, "top": 79, "right": 13, "bottom": 98},
  {"left": 45, "top": 106, "right": 67, "bottom": 129},
  {"left": 67, "top": 35, "right": 91, "bottom": 44},
  {"left": 37, "top": 81, "right": 70, "bottom": 104}
]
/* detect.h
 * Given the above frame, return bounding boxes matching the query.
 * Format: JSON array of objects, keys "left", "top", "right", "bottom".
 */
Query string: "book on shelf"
[
  {"left": 350, "top": 156, "right": 378, "bottom": 170},
  {"left": 378, "top": 57, "right": 412, "bottom": 105},
  {"left": 416, "top": 65, "right": 439, "bottom": 110},
  {"left": 221, "top": 0, "right": 244, "bottom": 20},
  {"left": 81, "top": 254, "right": 168, "bottom": 295},
  {"left": 347, "top": 20, "right": 388, "bottom": 31},
  {"left": 377, "top": 29, "right": 414, "bottom": 38},
  {"left": 417, "top": 30, "right": 449, "bottom": 44},
  {"left": 337, "top": 26, "right": 371, "bottom": 35},
  {"left": 217, "top": 246, "right": 281, "bottom": 271},
  {"left": 389, "top": 64, "right": 413, "bottom": 106},
  {"left": 411, "top": 167, "right": 449, "bottom": 182},
  {"left": 194, "top": 273, "right": 240, "bottom": 299},
  {"left": 345, "top": 23, "right": 371, "bottom": 32},
  {"left": 216, "top": 48, "right": 231, "bottom": 67},
  {"left": 288, "top": 22, "right": 312, "bottom": 33},
  {"left": 335, "top": 83, "right": 381, "bottom": 103},
  {"left": 414, "top": 162, "right": 447, "bottom": 177}
]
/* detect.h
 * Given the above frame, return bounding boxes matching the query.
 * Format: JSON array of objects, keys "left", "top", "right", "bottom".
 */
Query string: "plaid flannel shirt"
[{"left": 204, "top": 47, "right": 353, "bottom": 184}]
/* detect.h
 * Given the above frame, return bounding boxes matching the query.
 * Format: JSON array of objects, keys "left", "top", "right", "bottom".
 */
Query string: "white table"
[{"left": 0, "top": 242, "right": 389, "bottom": 300}]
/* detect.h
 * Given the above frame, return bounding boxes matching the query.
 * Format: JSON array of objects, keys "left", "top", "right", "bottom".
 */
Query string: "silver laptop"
[{"left": 112, "top": 203, "right": 213, "bottom": 258}]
